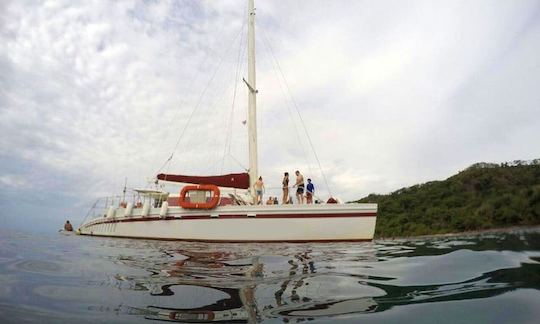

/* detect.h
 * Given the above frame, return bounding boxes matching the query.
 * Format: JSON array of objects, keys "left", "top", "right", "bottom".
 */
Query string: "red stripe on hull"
[
  {"left": 83, "top": 212, "right": 377, "bottom": 227},
  {"left": 182, "top": 212, "right": 377, "bottom": 220},
  {"left": 78, "top": 233, "right": 374, "bottom": 243}
]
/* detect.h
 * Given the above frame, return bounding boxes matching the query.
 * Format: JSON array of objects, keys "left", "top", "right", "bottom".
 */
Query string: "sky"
[{"left": 1, "top": 0, "right": 539, "bottom": 233}]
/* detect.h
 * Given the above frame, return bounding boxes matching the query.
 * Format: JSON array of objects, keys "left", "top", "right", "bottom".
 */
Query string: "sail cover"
[{"left": 157, "top": 172, "right": 250, "bottom": 189}]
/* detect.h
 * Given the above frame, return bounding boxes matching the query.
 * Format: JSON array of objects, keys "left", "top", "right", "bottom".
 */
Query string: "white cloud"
[
  {"left": 0, "top": 174, "right": 30, "bottom": 189},
  {"left": 1, "top": 0, "right": 539, "bottom": 230}
]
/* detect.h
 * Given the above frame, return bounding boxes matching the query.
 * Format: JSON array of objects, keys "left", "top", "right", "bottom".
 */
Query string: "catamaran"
[{"left": 77, "top": 0, "right": 377, "bottom": 242}]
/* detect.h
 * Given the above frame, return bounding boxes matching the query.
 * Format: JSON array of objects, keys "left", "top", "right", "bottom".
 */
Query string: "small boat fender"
[
  {"left": 179, "top": 184, "right": 220, "bottom": 209},
  {"left": 142, "top": 202, "right": 150, "bottom": 216},
  {"left": 160, "top": 201, "right": 169, "bottom": 217},
  {"left": 106, "top": 206, "right": 116, "bottom": 218},
  {"left": 124, "top": 202, "right": 133, "bottom": 217}
]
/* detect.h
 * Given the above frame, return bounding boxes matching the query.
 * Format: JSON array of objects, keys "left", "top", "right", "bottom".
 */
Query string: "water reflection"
[
  {"left": 145, "top": 286, "right": 252, "bottom": 322},
  {"left": 138, "top": 265, "right": 539, "bottom": 322},
  {"left": 101, "top": 232, "right": 540, "bottom": 322},
  {"left": 1, "top": 229, "right": 539, "bottom": 323},
  {"left": 143, "top": 250, "right": 320, "bottom": 322}
]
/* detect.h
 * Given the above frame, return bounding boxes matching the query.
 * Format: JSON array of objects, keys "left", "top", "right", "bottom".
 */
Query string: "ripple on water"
[
  {"left": 0, "top": 279, "right": 14, "bottom": 299},
  {"left": 11, "top": 260, "right": 63, "bottom": 275},
  {"left": 0, "top": 247, "right": 18, "bottom": 264}
]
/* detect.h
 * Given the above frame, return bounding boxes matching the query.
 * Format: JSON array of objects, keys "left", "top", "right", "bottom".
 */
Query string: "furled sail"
[{"left": 157, "top": 172, "right": 250, "bottom": 189}]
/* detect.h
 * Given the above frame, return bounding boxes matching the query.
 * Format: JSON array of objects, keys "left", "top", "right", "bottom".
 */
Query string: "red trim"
[
  {"left": 81, "top": 212, "right": 377, "bottom": 227},
  {"left": 78, "top": 232, "right": 374, "bottom": 243},
  {"left": 181, "top": 212, "right": 377, "bottom": 220},
  {"left": 157, "top": 172, "right": 249, "bottom": 189}
]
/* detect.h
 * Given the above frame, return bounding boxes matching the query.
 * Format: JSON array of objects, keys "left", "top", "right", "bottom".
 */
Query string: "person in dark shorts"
[
  {"left": 294, "top": 170, "right": 305, "bottom": 204},
  {"left": 306, "top": 179, "right": 315, "bottom": 204}
]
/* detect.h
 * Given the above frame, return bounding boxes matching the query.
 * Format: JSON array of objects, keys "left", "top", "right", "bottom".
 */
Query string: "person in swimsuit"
[
  {"left": 254, "top": 176, "right": 265, "bottom": 205},
  {"left": 64, "top": 220, "right": 73, "bottom": 231},
  {"left": 294, "top": 170, "right": 305, "bottom": 204},
  {"left": 282, "top": 172, "right": 289, "bottom": 204}
]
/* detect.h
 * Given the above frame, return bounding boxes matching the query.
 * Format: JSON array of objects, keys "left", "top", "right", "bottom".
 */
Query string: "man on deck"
[
  {"left": 254, "top": 176, "right": 265, "bottom": 205},
  {"left": 293, "top": 170, "right": 305, "bottom": 204}
]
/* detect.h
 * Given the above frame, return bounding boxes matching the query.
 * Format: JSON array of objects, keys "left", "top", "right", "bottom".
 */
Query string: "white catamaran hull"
[{"left": 78, "top": 204, "right": 377, "bottom": 242}]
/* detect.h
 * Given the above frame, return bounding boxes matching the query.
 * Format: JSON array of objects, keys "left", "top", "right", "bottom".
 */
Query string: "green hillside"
[{"left": 355, "top": 160, "right": 540, "bottom": 238}]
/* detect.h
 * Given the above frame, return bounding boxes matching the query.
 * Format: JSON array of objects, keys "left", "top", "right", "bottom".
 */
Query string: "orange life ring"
[{"left": 179, "top": 184, "right": 220, "bottom": 209}]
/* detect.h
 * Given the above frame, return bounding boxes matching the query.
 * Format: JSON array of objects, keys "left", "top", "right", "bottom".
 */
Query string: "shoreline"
[{"left": 375, "top": 224, "right": 540, "bottom": 241}]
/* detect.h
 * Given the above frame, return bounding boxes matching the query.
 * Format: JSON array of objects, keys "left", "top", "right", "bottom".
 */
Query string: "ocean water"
[{"left": 0, "top": 228, "right": 539, "bottom": 323}]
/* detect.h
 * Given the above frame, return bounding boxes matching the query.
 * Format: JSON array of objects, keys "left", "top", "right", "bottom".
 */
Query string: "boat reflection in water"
[
  {"left": 145, "top": 286, "right": 252, "bottom": 322},
  {"left": 142, "top": 250, "right": 325, "bottom": 322},
  {"left": 108, "top": 235, "right": 540, "bottom": 323}
]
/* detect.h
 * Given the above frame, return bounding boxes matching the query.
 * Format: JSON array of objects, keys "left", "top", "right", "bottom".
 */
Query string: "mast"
[{"left": 246, "top": 0, "right": 258, "bottom": 198}]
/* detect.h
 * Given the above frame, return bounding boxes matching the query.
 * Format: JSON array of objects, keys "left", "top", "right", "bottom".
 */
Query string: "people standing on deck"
[
  {"left": 282, "top": 172, "right": 289, "bottom": 204},
  {"left": 306, "top": 179, "right": 315, "bottom": 204},
  {"left": 293, "top": 170, "right": 305, "bottom": 204},
  {"left": 64, "top": 220, "right": 73, "bottom": 231},
  {"left": 254, "top": 176, "right": 265, "bottom": 205}
]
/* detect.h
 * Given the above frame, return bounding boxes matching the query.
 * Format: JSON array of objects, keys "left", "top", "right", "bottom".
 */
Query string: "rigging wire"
[
  {"left": 225, "top": 43, "right": 248, "bottom": 172},
  {"left": 153, "top": 59, "right": 211, "bottom": 175},
  {"left": 260, "top": 29, "right": 334, "bottom": 197},
  {"left": 258, "top": 35, "right": 314, "bottom": 179},
  {"left": 156, "top": 16, "right": 249, "bottom": 176},
  {"left": 221, "top": 8, "right": 247, "bottom": 173},
  {"left": 200, "top": 80, "right": 238, "bottom": 174}
]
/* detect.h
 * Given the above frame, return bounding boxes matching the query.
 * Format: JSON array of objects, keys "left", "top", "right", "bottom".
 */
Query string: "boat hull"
[{"left": 77, "top": 204, "right": 377, "bottom": 242}]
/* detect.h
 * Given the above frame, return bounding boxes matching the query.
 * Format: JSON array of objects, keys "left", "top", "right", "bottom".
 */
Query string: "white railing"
[{"left": 80, "top": 195, "right": 131, "bottom": 225}]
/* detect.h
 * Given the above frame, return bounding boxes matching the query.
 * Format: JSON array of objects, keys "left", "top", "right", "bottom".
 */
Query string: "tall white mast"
[{"left": 246, "top": 0, "right": 258, "bottom": 198}]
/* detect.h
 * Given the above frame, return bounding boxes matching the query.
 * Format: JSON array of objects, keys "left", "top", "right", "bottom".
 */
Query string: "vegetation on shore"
[{"left": 355, "top": 160, "right": 540, "bottom": 238}]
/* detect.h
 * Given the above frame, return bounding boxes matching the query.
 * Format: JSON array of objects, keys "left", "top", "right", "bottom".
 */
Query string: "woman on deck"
[{"left": 282, "top": 172, "right": 289, "bottom": 204}]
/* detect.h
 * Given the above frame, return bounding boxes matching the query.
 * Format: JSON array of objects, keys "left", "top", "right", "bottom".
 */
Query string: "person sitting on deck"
[
  {"left": 306, "top": 179, "right": 315, "bottom": 204},
  {"left": 266, "top": 196, "right": 274, "bottom": 205},
  {"left": 64, "top": 220, "right": 73, "bottom": 231},
  {"left": 254, "top": 176, "right": 265, "bottom": 205},
  {"left": 273, "top": 197, "right": 279, "bottom": 205}
]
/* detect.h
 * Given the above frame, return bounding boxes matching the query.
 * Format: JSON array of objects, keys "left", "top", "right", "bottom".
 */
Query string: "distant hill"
[{"left": 354, "top": 160, "right": 540, "bottom": 238}]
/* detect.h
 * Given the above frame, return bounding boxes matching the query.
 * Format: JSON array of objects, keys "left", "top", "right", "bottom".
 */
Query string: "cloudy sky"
[{"left": 1, "top": 0, "right": 539, "bottom": 232}]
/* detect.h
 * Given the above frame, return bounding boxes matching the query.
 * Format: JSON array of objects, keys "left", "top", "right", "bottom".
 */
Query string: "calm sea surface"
[{"left": 1, "top": 228, "right": 539, "bottom": 323}]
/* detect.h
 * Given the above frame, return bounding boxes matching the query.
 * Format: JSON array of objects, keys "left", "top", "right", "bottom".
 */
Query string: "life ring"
[{"left": 179, "top": 184, "right": 220, "bottom": 209}]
